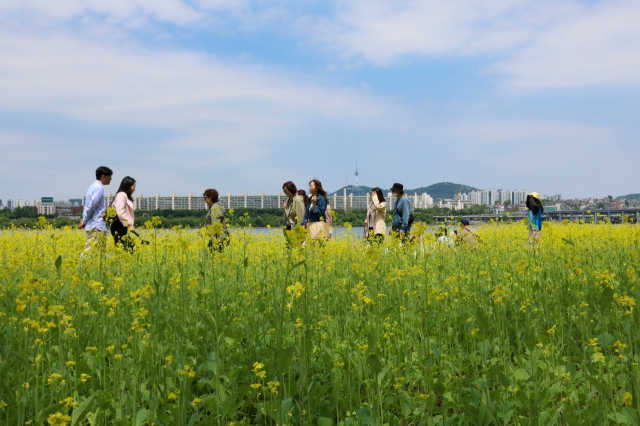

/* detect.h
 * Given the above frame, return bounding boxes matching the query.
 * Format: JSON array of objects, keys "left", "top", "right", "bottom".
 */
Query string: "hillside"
[
  {"left": 406, "top": 182, "right": 479, "bottom": 200},
  {"left": 330, "top": 182, "right": 478, "bottom": 200},
  {"left": 328, "top": 185, "right": 376, "bottom": 196},
  {"left": 618, "top": 193, "right": 640, "bottom": 200}
]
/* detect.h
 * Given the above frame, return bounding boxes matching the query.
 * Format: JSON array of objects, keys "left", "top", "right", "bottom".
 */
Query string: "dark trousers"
[{"left": 111, "top": 219, "right": 134, "bottom": 253}]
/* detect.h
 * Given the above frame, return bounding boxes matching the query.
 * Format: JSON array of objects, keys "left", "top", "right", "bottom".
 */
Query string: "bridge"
[{"left": 434, "top": 209, "right": 640, "bottom": 224}]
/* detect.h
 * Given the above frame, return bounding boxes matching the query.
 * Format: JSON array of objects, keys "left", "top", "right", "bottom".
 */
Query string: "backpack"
[{"left": 325, "top": 203, "right": 333, "bottom": 227}]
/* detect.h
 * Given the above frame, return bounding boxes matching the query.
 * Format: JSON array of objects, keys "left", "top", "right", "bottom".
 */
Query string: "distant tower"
[{"left": 355, "top": 162, "right": 359, "bottom": 187}]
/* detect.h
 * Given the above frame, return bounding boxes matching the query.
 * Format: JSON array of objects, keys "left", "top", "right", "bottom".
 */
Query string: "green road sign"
[{"left": 41, "top": 197, "right": 53, "bottom": 203}]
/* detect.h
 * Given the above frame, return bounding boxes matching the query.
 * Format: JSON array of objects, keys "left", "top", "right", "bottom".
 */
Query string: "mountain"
[
  {"left": 329, "top": 182, "right": 478, "bottom": 200},
  {"left": 328, "top": 185, "right": 376, "bottom": 196},
  {"left": 406, "top": 182, "right": 479, "bottom": 200},
  {"left": 618, "top": 193, "right": 640, "bottom": 200}
]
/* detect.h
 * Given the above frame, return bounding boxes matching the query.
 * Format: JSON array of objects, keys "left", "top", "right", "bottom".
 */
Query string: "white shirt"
[{"left": 82, "top": 181, "right": 107, "bottom": 231}]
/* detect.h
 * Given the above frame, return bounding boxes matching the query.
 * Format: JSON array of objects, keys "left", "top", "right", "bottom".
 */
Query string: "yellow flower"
[
  {"left": 47, "top": 373, "right": 62, "bottom": 385},
  {"left": 80, "top": 373, "right": 90, "bottom": 383},
  {"left": 250, "top": 383, "right": 261, "bottom": 389},
  {"left": 623, "top": 392, "right": 633, "bottom": 406},
  {"left": 0, "top": 400, "right": 7, "bottom": 409},
  {"left": 65, "top": 361, "right": 75, "bottom": 367},
  {"left": 168, "top": 392, "right": 178, "bottom": 401},
  {"left": 191, "top": 397, "right": 201, "bottom": 406},
  {"left": 47, "top": 412, "right": 72, "bottom": 426},
  {"left": 165, "top": 355, "right": 173, "bottom": 364},
  {"left": 267, "top": 381, "right": 280, "bottom": 394},
  {"left": 61, "top": 397, "right": 74, "bottom": 407}
]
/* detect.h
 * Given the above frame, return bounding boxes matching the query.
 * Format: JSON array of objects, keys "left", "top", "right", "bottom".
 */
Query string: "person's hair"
[
  {"left": 309, "top": 179, "right": 328, "bottom": 199},
  {"left": 372, "top": 187, "right": 385, "bottom": 203},
  {"left": 203, "top": 189, "right": 219, "bottom": 204},
  {"left": 297, "top": 189, "right": 309, "bottom": 205},
  {"left": 282, "top": 181, "right": 297, "bottom": 195},
  {"left": 95, "top": 166, "right": 113, "bottom": 180},
  {"left": 115, "top": 176, "right": 136, "bottom": 201}
]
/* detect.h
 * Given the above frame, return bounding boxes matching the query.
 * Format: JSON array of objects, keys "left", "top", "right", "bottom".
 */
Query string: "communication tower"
[{"left": 355, "top": 162, "right": 359, "bottom": 187}]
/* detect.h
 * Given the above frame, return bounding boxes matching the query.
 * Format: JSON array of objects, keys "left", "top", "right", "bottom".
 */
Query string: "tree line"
[{"left": 0, "top": 205, "right": 489, "bottom": 229}]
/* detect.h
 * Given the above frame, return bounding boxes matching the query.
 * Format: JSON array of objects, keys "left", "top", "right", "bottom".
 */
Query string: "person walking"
[
  {"left": 364, "top": 187, "right": 387, "bottom": 243},
  {"left": 526, "top": 192, "right": 544, "bottom": 248},
  {"left": 390, "top": 183, "right": 411, "bottom": 240},
  {"left": 204, "top": 189, "right": 229, "bottom": 251},
  {"left": 110, "top": 176, "right": 137, "bottom": 251},
  {"left": 436, "top": 226, "right": 454, "bottom": 247},
  {"left": 78, "top": 166, "right": 113, "bottom": 252},
  {"left": 455, "top": 218, "right": 478, "bottom": 248},
  {"left": 282, "top": 181, "right": 305, "bottom": 229},
  {"left": 304, "top": 179, "right": 328, "bottom": 239}
]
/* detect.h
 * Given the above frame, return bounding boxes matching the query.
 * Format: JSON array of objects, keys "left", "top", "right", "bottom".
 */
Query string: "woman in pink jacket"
[{"left": 111, "top": 176, "right": 137, "bottom": 251}]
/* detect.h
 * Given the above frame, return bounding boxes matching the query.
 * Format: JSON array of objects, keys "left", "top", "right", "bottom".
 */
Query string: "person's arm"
[
  {"left": 371, "top": 193, "right": 386, "bottom": 212},
  {"left": 114, "top": 194, "right": 132, "bottom": 228},
  {"left": 294, "top": 197, "right": 305, "bottom": 226},
  {"left": 80, "top": 185, "right": 99, "bottom": 227},
  {"left": 400, "top": 199, "right": 410, "bottom": 232},
  {"left": 310, "top": 195, "right": 327, "bottom": 218}
]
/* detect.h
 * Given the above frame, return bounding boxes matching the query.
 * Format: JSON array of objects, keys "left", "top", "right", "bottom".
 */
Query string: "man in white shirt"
[{"left": 78, "top": 166, "right": 113, "bottom": 252}]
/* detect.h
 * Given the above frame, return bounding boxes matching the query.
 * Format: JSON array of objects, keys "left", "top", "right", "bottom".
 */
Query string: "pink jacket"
[{"left": 113, "top": 192, "right": 135, "bottom": 230}]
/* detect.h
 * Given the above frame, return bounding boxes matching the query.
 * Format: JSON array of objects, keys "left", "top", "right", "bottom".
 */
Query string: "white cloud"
[
  {"left": 491, "top": 1, "right": 640, "bottom": 88},
  {"left": 296, "top": 0, "right": 640, "bottom": 89},
  {"left": 0, "top": 29, "right": 388, "bottom": 128},
  {"left": 0, "top": 0, "right": 203, "bottom": 26}
]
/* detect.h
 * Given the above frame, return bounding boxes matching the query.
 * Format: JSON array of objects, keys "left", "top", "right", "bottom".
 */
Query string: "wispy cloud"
[{"left": 296, "top": 0, "right": 640, "bottom": 89}]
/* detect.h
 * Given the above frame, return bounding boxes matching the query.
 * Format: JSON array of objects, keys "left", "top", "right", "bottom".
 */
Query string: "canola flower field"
[{"left": 0, "top": 221, "right": 639, "bottom": 426}]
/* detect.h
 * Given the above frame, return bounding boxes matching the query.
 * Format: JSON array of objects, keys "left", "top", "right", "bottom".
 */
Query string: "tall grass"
[{"left": 0, "top": 222, "right": 638, "bottom": 425}]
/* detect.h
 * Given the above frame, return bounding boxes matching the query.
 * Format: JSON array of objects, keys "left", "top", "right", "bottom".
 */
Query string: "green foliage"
[{"left": 0, "top": 223, "right": 638, "bottom": 424}]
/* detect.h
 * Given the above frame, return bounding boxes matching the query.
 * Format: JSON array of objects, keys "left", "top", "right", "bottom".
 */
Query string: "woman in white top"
[
  {"left": 110, "top": 176, "right": 137, "bottom": 251},
  {"left": 364, "top": 187, "right": 387, "bottom": 243}
]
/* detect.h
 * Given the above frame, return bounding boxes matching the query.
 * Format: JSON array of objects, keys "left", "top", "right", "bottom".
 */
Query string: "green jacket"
[
  {"left": 205, "top": 202, "right": 228, "bottom": 238},
  {"left": 284, "top": 194, "right": 305, "bottom": 227}
]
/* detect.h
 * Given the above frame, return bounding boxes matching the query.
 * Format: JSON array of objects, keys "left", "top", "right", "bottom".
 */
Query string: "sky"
[{"left": 0, "top": 0, "right": 638, "bottom": 201}]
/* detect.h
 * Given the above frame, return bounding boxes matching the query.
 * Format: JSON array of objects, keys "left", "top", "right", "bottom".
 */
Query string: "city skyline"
[{"left": 0, "top": 1, "right": 639, "bottom": 199}]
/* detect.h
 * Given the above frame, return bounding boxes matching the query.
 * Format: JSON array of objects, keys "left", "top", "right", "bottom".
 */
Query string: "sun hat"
[
  {"left": 529, "top": 192, "right": 540, "bottom": 200},
  {"left": 390, "top": 183, "right": 404, "bottom": 193}
]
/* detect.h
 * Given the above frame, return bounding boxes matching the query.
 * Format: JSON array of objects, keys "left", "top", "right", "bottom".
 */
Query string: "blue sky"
[{"left": 0, "top": 0, "right": 638, "bottom": 200}]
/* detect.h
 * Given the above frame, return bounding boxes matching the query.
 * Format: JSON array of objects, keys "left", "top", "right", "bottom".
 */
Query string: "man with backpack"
[{"left": 390, "top": 183, "right": 413, "bottom": 240}]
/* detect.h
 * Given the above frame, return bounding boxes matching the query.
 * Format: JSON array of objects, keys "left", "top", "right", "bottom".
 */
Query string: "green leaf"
[
  {"left": 513, "top": 369, "right": 530, "bottom": 381},
  {"left": 598, "top": 332, "right": 615, "bottom": 349},
  {"left": 279, "top": 346, "right": 295, "bottom": 374},
  {"left": 318, "top": 417, "right": 333, "bottom": 426},
  {"left": 524, "top": 332, "right": 536, "bottom": 352},
  {"left": 400, "top": 392, "right": 412, "bottom": 417},
  {"left": 38, "top": 403, "right": 66, "bottom": 424},
  {"left": 135, "top": 408, "right": 150, "bottom": 426},
  {"left": 71, "top": 395, "right": 96, "bottom": 426},
  {"left": 622, "top": 407, "right": 640, "bottom": 426},
  {"left": 498, "top": 372, "right": 511, "bottom": 388},
  {"left": 55, "top": 255, "right": 62, "bottom": 270},
  {"left": 356, "top": 407, "right": 377, "bottom": 426},
  {"left": 600, "top": 286, "right": 614, "bottom": 312},
  {"left": 379, "top": 305, "right": 397, "bottom": 318},
  {"left": 367, "top": 353, "right": 383, "bottom": 375},
  {"left": 591, "top": 378, "right": 610, "bottom": 398}
]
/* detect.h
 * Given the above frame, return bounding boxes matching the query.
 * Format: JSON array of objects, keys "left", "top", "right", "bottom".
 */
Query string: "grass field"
[{"left": 0, "top": 221, "right": 639, "bottom": 425}]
